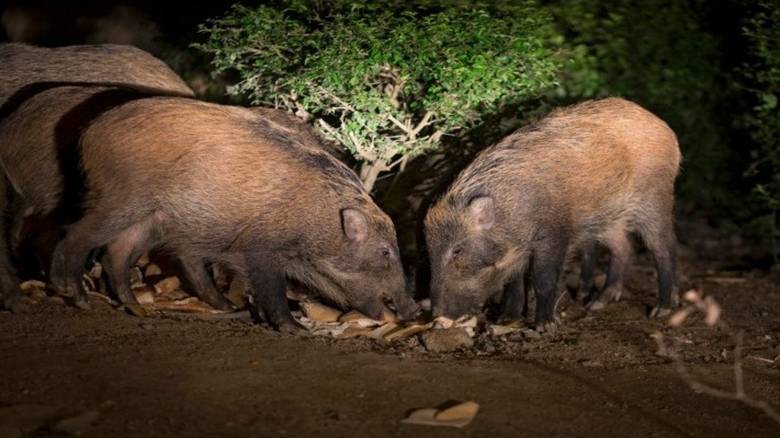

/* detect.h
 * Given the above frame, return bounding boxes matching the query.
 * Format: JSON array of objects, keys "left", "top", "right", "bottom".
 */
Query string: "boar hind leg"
[
  {"left": 531, "top": 235, "right": 568, "bottom": 334},
  {"left": 0, "top": 216, "right": 23, "bottom": 312},
  {"left": 643, "top": 219, "right": 677, "bottom": 318},
  {"left": 52, "top": 211, "right": 152, "bottom": 309},
  {"left": 577, "top": 241, "right": 597, "bottom": 302},
  {"left": 178, "top": 257, "right": 234, "bottom": 311},
  {"left": 248, "top": 266, "right": 302, "bottom": 333},
  {"left": 587, "top": 231, "right": 632, "bottom": 311},
  {"left": 102, "top": 218, "right": 161, "bottom": 305},
  {"left": 500, "top": 270, "right": 529, "bottom": 323}
]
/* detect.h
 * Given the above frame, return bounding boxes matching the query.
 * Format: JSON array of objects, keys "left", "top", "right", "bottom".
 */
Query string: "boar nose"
[{"left": 393, "top": 289, "right": 420, "bottom": 321}]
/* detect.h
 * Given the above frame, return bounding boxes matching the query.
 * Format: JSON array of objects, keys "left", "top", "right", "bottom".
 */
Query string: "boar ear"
[
  {"left": 467, "top": 196, "right": 495, "bottom": 231},
  {"left": 341, "top": 208, "right": 369, "bottom": 242}
]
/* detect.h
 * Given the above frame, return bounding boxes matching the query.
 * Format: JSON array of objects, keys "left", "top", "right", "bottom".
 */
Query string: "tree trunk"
[{"left": 360, "top": 161, "right": 386, "bottom": 193}]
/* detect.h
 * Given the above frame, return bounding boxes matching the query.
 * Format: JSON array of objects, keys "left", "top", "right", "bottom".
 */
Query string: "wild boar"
[
  {"left": 424, "top": 98, "right": 680, "bottom": 333},
  {"left": 48, "top": 97, "right": 416, "bottom": 331},
  {"left": 0, "top": 85, "right": 238, "bottom": 311},
  {"left": 0, "top": 43, "right": 193, "bottom": 111}
]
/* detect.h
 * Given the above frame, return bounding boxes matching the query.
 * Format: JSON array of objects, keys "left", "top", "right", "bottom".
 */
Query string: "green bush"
[
  {"left": 742, "top": 0, "right": 780, "bottom": 260},
  {"left": 547, "top": 0, "right": 738, "bottom": 212},
  {"left": 195, "top": 0, "right": 559, "bottom": 191}
]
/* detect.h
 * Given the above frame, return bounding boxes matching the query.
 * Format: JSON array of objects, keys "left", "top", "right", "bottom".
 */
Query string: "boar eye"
[
  {"left": 381, "top": 247, "right": 392, "bottom": 258},
  {"left": 451, "top": 247, "right": 463, "bottom": 259}
]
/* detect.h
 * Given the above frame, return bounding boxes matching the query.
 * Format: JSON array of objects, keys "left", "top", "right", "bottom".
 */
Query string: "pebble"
[{"left": 421, "top": 328, "right": 474, "bottom": 353}]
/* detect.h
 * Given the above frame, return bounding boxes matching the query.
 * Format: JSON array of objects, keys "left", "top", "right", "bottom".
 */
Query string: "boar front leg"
[
  {"left": 499, "top": 270, "right": 529, "bottom": 323},
  {"left": 577, "top": 241, "right": 597, "bottom": 302},
  {"left": 248, "top": 264, "right": 303, "bottom": 333},
  {"left": 178, "top": 256, "right": 234, "bottom": 311},
  {"left": 531, "top": 235, "right": 568, "bottom": 334}
]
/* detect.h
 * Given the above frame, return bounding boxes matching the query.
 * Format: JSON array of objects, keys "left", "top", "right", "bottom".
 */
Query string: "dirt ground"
[{"left": 1, "top": 243, "right": 780, "bottom": 437}]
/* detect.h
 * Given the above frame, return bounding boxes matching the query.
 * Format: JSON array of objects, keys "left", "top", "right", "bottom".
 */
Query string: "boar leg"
[
  {"left": 644, "top": 220, "right": 677, "bottom": 318},
  {"left": 178, "top": 257, "right": 234, "bottom": 311},
  {"left": 587, "top": 231, "right": 632, "bottom": 311},
  {"left": 531, "top": 236, "right": 568, "bottom": 333},
  {"left": 577, "top": 241, "right": 597, "bottom": 302},
  {"left": 101, "top": 221, "right": 161, "bottom": 305},
  {"left": 51, "top": 211, "right": 154, "bottom": 309},
  {"left": 248, "top": 266, "right": 303, "bottom": 333},
  {"left": 0, "top": 204, "right": 23, "bottom": 312},
  {"left": 500, "top": 270, "right": 529, "bottom": 322}
]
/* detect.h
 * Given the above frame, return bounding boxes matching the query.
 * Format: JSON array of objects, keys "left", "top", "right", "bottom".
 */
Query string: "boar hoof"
[
  {"left": 649, "top": 306, "right": 672, "bottom": 318},
  {"left": 534, "top": 321, "right": 559, "bottom": 335},
  {"left": 70, "top": 294, "right": 92, "bottom": 311},
  {"left": 275, "top": 319, "right": 307, "bottom": 335}
]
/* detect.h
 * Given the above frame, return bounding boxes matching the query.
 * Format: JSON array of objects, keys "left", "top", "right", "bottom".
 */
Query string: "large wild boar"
[
  {"left": 0, "top": 86, "right": 238, "bottom": 311},
  {"left": 48, "top": 97, "right": 416, "bottom": 330},
  {"left": 0, "top": 43, "right": 193, "bottom": 110},
  {"left": 424, "top": 98, "right": 680, "bottom": 333}
]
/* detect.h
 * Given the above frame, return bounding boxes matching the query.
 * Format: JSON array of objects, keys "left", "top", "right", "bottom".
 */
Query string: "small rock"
[
  {"left": 153, "top": 276, "right": 181, "bottom": 295},
  {"left": 144, "top": 263, "right": 162, "bottom": 277},
  {"left": 301, "top": 302, "right": 342, "bottom": 322},
  {"left": 421, "top": 328, "right": 474, "bottom": 353},
  {"left": 52, "top": 410, "right": 100, "bottom": 436},
  {"left": 418, "top": 298, "right": 431, "bottom": 311}
]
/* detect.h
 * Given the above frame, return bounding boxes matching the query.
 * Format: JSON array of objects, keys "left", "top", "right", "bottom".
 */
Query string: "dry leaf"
[
  {"left": 153, "top": 276, "right": 181, "bottom": 295},
  {"left": 301, "top": 302, "right": 342, "bottom": 322},
  {"left": 402, "top": 401, "right": 479, "bottom": 428},
  {"left": 668, "top": 307, "right": 692, "bottom": 327},
  {"left": 385, "top": 324, "right": 427, "bottom": 341},
  {"left": 703, "top": 296, "right": 721, "bottom": 326}
]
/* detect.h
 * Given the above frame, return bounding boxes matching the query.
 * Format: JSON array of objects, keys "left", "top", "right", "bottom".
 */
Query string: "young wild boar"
[
  {"left": 0, "top": 86, "right": 235, "bottom": 311},
  {"left": 0, "top": 43, "right": 193, "bottom": 110},
  {"left": 49, "top": 97, "right": 416, "bottom": 331},
  {"left": 424, "top": 98, "right": 680, "bottom": 333}
]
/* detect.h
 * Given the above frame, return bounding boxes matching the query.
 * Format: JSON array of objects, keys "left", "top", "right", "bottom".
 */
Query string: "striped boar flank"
[{"left": 424, "top": 98, "right": 680, "bottom": 333}]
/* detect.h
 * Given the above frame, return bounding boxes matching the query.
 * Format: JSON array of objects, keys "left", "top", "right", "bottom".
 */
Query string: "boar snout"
[
  {"left": 393, "top": 289, "right": 420, "bottom": 321},
  {"left": 355, "top": 297, "right": 385, "bottom": 320}
]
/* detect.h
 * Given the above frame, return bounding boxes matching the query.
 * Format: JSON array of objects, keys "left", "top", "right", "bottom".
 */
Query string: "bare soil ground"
[{"left": 1, "top": 245, "right": 779, "bottom": 437}]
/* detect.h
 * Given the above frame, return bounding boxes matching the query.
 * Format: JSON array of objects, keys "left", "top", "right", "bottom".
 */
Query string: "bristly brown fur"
[{"left": 425, "top": 98, "right": 681, "bottom": 322}]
